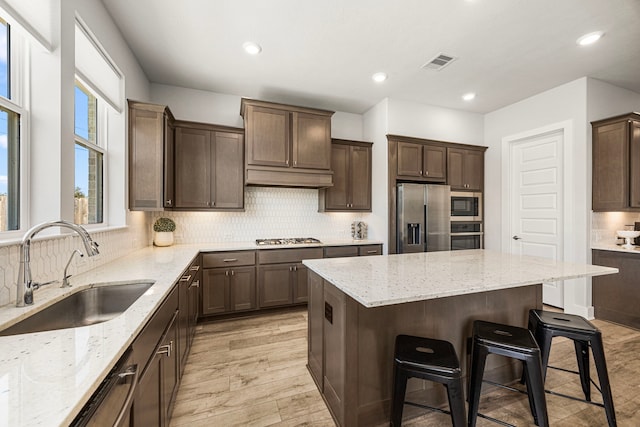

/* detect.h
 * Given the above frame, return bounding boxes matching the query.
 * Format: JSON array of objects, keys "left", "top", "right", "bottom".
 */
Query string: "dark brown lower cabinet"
[
  {"left": 592, "top": 249, "right": 640, "bottom": 329},
  {"left": 201, "top": 266, "right": 257, "bottom": 315},
  {"left": 133, "top": 310, "right": 179, "bottom": 427}
]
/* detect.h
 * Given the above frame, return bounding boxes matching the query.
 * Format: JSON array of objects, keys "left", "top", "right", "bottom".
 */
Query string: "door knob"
[{"left": 512, "top": 236, "right": 522, "bottom": 240}]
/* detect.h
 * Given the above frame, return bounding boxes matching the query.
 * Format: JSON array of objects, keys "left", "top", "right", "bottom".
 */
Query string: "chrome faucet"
[{"left": 16, "top": 220, "right": 100, "bottom": 307}]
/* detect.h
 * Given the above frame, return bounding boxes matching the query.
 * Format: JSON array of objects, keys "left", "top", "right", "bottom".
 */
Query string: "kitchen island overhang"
[{"left": 303, "top": 249, "right": 618, "bottom": 427}]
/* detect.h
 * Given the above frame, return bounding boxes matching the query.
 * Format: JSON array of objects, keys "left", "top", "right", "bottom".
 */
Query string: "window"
[
  {"left": 74, "top": 80, "right": 103, "bottom": 225},
  {"left": 0, "top": 18, "right": 21, "bottom": 232}
]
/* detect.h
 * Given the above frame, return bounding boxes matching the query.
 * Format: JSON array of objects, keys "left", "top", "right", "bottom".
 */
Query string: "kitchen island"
[{"left": 303, "top": 249, "right": 618, "bottom": 427}]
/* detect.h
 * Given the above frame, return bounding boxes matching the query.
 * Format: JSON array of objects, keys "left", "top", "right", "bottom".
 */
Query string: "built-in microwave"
[{"left": 450, "top": 191, "right": 482, "bottom": 222}]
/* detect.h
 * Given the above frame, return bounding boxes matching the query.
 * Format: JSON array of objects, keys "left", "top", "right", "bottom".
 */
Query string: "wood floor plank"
[{"left": 171, "top": 308, "right": 640, "bottom": 427}]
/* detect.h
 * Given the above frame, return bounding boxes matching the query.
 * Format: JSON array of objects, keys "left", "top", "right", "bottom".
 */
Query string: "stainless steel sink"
[{"left": 0, "top": 281, "right": 154, "bottom": 336}]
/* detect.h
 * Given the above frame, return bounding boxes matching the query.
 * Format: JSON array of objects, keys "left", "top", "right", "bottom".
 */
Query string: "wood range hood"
[{"left": 241, "top": 98, "right": 335, "bottom": 189}]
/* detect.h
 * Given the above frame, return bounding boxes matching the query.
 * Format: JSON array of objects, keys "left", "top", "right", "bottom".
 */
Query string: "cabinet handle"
[
  {"left": 189, "top": 265, "right": 200, "bottom": 272},
  {"left": 225, "top": 270, "right": 229, "bottom": 276},
  {"left": 180, "top": 275, "right": 191, "bottom": 282},
  {"left": 157, "top": 343, "right": 171, "bottom": 357},
  {"left": 189, "top": 280, "right": 200, "bottom": 289},
  {"left": 425, "top": 170, "right": 429, "bottom": 176},
  {"left": 420, "top": 170, "right": 423, "bottom": 175},
  {"left": 165, "top": 199, "right": 172, "bottom": 206},
  {"left": 367, "top": 250, "right": 378, "bottom": 254},
  {"left": 293, "top": 160, "right": 297, "bottom": 166},
  {"left": 114, "top": 365, "right": 139, "bottom": 427},
  {"left": 223, "top": 258, "right": 238, "bottom": 262},
  {"left": 293, "top": 265, "right": 297, "bottom": 271}
]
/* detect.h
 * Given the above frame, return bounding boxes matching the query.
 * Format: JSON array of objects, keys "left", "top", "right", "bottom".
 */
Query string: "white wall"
[
  {"left": 587, "top": 78, "right": 640, "bottom": 122},
  {"left": 484, "top": 78, "right": 590, "bottom": 316}
]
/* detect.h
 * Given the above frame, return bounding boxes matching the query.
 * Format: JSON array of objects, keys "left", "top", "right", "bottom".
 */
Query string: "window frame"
[{"left": 74, "top": 76, "right": 107, "bottom": 228}]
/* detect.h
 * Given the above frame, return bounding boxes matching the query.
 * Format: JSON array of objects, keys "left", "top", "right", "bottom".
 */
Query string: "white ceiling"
[{"left": 101, "top": 0, "right": 640, "bottom": 114}]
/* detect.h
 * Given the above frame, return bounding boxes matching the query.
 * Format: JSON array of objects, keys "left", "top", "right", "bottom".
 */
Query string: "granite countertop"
[
  {"left": 0, "top": 238, "right": 382, "bottom": 427},
  {"left": 591, "top": 243, "right": 640, "bottom": 254},
  {"left": 303, "top": 249, "right": 618, "bottom": 308}
]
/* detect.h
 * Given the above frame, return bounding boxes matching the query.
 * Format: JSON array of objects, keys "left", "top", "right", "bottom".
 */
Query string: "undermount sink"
[{"left": 0, "top": 281, "right": 154, "bottom": 336}]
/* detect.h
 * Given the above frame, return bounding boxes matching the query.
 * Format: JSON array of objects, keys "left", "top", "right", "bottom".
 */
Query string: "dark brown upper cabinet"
[
  {"left": 240, "top": 98, "right": 334, "bottom": 188},
  {"left": 592, "top": 113, "right": 640, "bottom": 211},
  {"left": 319, "top": 139, "right": 372, "bottom": 212},
  {"left": 397, "top": 141, "right": 446, "bottom": 182},
  {"left": 174, "top": 121, "right": 244, "bottom": 210},
  {"left": 447, "top": 147, "right": 484, "bottom": 191},
  {"left": 128, "top": 100, "right": 175, "bottom": 210}
]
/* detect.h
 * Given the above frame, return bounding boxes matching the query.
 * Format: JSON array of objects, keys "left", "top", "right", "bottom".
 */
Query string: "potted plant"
[{"left": 153, "top": 217, "right": 176, "bottom": 247}]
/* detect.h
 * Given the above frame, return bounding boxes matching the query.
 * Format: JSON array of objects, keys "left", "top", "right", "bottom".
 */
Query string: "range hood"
[{"left": 245, "top": 166, "right": 333, "bottom": 188}]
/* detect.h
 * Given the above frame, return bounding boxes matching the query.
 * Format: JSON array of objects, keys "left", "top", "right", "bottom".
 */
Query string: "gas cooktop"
[{"left": 255, "top": 237, "right": 322, "bottom": 246}]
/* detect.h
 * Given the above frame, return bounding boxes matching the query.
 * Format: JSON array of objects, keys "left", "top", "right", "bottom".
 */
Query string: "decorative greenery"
[
  {"left": 153, "top": 217, "right": 176, "bottom": 232},
  {"left": 74, "top": 186, "right": 86, "bottom": 198}
]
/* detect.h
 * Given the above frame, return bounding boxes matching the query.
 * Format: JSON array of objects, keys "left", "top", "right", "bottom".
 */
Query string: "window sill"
[{"left": 0, "top": 224, "right": 130, "bottom": 248}]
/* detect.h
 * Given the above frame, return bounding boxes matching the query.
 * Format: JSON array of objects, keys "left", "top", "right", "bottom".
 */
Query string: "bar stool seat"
[
  {"left": 468, "top": 320, "right": 549, "bottom": 427},
  {"left": 390, "top": 334, "right": 466, "bottom": 427},
  {"left": 528, "top": 309, "right": 617, "bottom": 427}
]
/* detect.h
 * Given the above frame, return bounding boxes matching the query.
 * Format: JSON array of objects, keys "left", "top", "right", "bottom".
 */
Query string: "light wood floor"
[{"left": 170, "top": 308, "right": 640, "bottom": 427}]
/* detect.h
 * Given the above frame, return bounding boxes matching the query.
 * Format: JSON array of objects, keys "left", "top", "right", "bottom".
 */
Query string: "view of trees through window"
[
  {"left": 74, "top": 81, "right": 103, "bottom": 225},
  {"left": 0, "top": 19, "right": 20, "bottom": 232}
]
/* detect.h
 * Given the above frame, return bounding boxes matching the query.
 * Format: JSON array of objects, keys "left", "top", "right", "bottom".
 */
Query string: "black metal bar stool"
[
  {"left": 527, "top": 309, "right": 617, "bottom": 427},
  {"left": 467, "top": 320, "right": 549, "bottom": 427},
  {"left": 390, "top": 334, "right": 466, "bottom": 427}
]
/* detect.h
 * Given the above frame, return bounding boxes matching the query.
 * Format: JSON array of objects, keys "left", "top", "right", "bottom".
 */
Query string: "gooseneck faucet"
[{"left": 16, "top": 220, "right": 100, "bottom": 307}]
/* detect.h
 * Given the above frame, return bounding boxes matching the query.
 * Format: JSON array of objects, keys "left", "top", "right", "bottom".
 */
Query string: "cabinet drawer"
[
  {"left": 132, "top": 287, "right": 178, "bottom": 375},
  {"left": 258, "top": 247, "right": 323, "bottom": 264},
  {"left": 324, "top": 246, "right": 359, "bottom": 258},
  {"left": 358, "top": 245, "right": 382, "bottom": 256},
  {"left": 202, "top": 251, "right": 255, "bottom": 268}
]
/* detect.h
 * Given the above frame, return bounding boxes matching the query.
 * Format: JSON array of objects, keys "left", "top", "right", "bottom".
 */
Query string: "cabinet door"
[
  {"left": 201, "top": 269, "right": 230, "bottom": 315},
  {"left": 397, "top": 142, "right": 423, "bottom": 177},
  {"left": 629, "top": 121, "right": 640, "bottom": 208},
  {"left": 245, "top": 105, "right": 290, "bottom": 167},
  {"left": 175, "top": 127, "right": 211, "bottom": 208},
  {"left": 292, "top": 112, "right": 331, "bottom": 169},
  {"left": 230, "top": 266, "right": 256, "bottom": 311},
  {"left": 292, "top": 263, "right": 309, "bottom": 303},
  {"left": 464, "top": 149, "right": 484, "bottom": 191},
  {"left": 258, "top": 264, "right": 293, "bottom": 307},
  {"left": 349, "top": 145, "right": 372, "bottom": 210},
  {"left": 129, "top": 107, "right": 165, "bottom": 210},
  {"left": 134, "top": 353, "right": 162, "bottom": 427},
  {"left": 161, "top": 312, "right": 179, "bottom": 423},
  {"left": 163, "top": 117, "right": 175, "bottom": 208},
  {"left": 212, "top": 131, "right": 244, "bottom": 209},
  {"left": 325, "top": 143, "right": 350, "bottom": 209},
  {"left": 593, "top": 121, "right": 629, "bottom": 210},
  {"left": 423, "top": 144, "right": 446, "bottom": 180},
  {"left": 447, "top": 148, "right": 465, "bottom": 189}
]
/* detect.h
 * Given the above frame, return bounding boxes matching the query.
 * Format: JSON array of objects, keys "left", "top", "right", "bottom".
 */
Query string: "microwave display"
[{"left": 450, "top": 192, "right": 482, "bottom": 221}]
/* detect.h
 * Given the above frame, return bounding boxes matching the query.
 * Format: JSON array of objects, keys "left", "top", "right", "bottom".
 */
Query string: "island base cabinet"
[
  {"left": 593, "top": 249, "right": 640, "bottom": 329},
  {"left": 308, "top": 271, "right": 542, "bottom": 427}
]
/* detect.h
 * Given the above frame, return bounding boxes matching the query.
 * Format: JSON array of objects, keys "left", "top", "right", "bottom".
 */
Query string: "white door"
[{"left": 510, "top": 130, "right": 564, "bottom": 307}]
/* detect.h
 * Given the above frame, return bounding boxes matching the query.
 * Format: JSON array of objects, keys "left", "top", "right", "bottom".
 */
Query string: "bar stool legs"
[
  {"left": 390, "top": 335, "right": 466, "bottom": 427},
  {"left": 467, "top": 320, "right": 549, "bottom": 427},
  {"left": 528, "top": 309, "right": 617, "bottom": 427}
]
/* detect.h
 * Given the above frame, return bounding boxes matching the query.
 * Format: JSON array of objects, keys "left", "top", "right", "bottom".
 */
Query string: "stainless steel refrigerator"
[{"left": 397, "top": 183, "right": 451, "bottom": 253}]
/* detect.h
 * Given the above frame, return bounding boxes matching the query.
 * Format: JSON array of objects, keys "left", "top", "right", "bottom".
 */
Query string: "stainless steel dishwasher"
[{"left": 71, "top": 348, "right": 138, "bottom": 427}]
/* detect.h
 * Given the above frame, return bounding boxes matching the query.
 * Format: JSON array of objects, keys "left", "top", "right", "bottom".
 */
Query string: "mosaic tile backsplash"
[
  {"left": 0, "top": 212, "right": 149, "bottom": 307},
  {"left": 591, "top": 211, "right": 640, "bottom": 244},
  {"left": 149, "top": 187, "right": 372, "bottom": 244}
]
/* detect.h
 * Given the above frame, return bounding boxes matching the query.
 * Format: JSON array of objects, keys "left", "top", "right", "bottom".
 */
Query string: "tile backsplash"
[
  {"left": 591, "top": 211, "right": 640, "bottom": 244},
  {"left": 150, "top": 187, "right": 372, "bottom": 243},
  {"left": 0, "top": 212, "right": 148, "bottom": 307}
]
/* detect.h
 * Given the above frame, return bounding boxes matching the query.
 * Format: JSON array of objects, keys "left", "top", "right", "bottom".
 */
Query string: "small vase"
[{"left": 154, "top": 231, "right": 174, "bottom": 247}]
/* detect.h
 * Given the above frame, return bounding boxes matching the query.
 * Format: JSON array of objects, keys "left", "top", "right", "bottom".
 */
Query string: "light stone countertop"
[
  {"left": 591, "top": 243, "right": 640, "bottom": 254},
  {"left": 303, "top": 249, "right": 619, "bottom": 308},
  {"left": 0, "top": 238, "right": 381, "bottom": 427}
]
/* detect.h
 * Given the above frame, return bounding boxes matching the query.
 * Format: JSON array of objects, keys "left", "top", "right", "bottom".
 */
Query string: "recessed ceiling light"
[
  {"left": 576, "top": 31, "right": 604, "bottom": 46},
  {"left": 243, "top": 41, "right": 262, "bottom": 55},
  {"left": 372, "top": 72, "right": 388, "bottom": 83},
  {"left": 462, "top": 92, "right": 476, "bottom": 101}
]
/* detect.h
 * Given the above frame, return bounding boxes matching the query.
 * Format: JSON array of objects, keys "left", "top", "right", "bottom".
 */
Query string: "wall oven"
[
  {"left": 450, "top": 191, "right": 482, "bottom": 222},
  {"left": 451, "top": 221, "right": 483, "bottom": 250}
]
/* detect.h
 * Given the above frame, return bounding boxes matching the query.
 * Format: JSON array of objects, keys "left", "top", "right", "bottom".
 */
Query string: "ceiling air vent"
[{"left": 421, "top": 53, "right": 457, "bottom": 71}]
